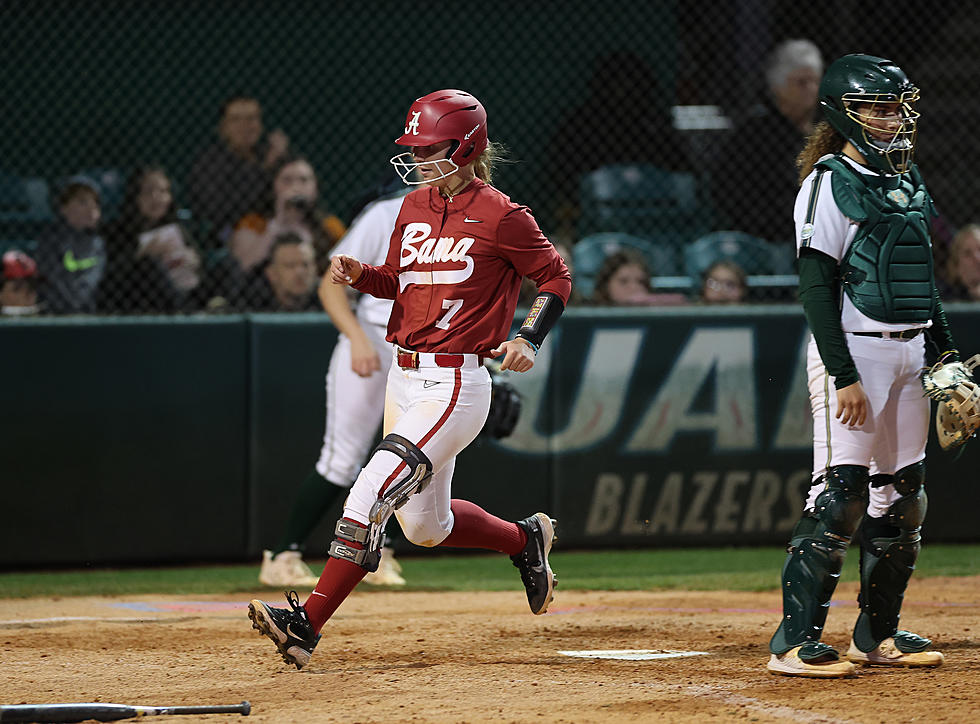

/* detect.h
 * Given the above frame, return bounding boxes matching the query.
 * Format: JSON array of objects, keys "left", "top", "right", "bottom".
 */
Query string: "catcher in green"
[{"left": 767, "top": 54, "right": 977, "bottom": 678}]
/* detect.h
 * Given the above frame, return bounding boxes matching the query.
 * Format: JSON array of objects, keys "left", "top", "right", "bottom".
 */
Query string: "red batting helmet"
[
  {"left": 2, "top": 250, "right": 38, "bottom": 281},
  {"left": 391, "top": 89, "right": 488, "bottom": 184}
]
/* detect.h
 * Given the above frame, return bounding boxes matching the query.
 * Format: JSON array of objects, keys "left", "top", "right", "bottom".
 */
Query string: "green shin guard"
[
  {"left": 769, "top": 466, "right": 867, "bottom": 655},
  {"left": 853, "top": 464, "right": 927, "bottom": 653}
]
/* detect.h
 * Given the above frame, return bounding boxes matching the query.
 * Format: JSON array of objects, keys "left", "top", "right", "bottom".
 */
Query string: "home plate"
[{"left": 559, "top": 649, "right": 710, "bottom": 661}]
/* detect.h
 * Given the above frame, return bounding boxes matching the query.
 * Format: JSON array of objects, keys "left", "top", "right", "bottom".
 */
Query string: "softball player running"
[
  {"left": 249, "top": 89, "right": 572, "bottom": 669},
  {"left": 767, "top": 55, "right": 956, "bottom": 677},
  {"left": 258, "top": 185, "right": 410, "bottom": 589}
]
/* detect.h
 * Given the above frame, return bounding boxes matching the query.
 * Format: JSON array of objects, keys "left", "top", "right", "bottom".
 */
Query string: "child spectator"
[
  {"left": 1, "top": 249, "right": 41, "bottom": 316},
  {"left": 938, "top": 224, "right": 980, "bottom": 301},
  {"left": 699, "top": 259, "right": 748, "bottom": 304},
  {"left": 229, "top": 154, "right": 345, "bottom": 275},
  {"left": 35, "top": 177, "right": 106, "bottom": 314},
  {"left": 99, "top": 166, "right": 203, "bottom": 313},
  {"left": 591, "top": 249, "right": 686, "bottom": 306}
]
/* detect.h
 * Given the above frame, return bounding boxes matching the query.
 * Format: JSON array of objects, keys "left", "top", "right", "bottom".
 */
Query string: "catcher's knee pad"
[
  {"left": 853, "top": 463, "right": 928, "bottom": 652},
  {"left": 769, "top": 466, "right": 867, "bottom": 654},
  {"left": 328, "top": 435, "right": 433, "bottom": 572}
]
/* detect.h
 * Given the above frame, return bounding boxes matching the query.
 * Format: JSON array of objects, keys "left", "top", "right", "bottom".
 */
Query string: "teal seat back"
[
  {"left": 685, "top": 231, "right": 796, "bottom": 280},
  {"left": 579, "top": 164, "right": 709, "bottom": 245}
]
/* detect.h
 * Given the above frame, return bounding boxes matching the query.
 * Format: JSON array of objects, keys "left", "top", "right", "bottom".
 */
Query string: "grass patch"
[{"left": 1, "top": 544, "right": 977, "bottom": 599}]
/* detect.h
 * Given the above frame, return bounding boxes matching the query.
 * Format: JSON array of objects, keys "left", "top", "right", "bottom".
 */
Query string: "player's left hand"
[
  {"left": 350, "top": 334, "right": 382, "bottom": 377},
  {"left": 490, "top": 338, "right": 535, "bottom": 373}
]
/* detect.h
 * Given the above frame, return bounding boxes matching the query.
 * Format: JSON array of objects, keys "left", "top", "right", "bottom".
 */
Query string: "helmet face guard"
[
  {"left": 390, "top": 89, "right": 488, "bottom": 185},
  {"left": 819, "top": 55, "right": 919, "bottom": 174},
  {"left": 390, "top": 151, "right": 459, "bottom": 185}
]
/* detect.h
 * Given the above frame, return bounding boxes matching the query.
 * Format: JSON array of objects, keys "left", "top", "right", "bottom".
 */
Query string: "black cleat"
[
  {"left": 248, "top": 590, "right": 320, "bottom": 669},
  {"left": 511, "top": 513, "right": 557, "bottom": 614}
]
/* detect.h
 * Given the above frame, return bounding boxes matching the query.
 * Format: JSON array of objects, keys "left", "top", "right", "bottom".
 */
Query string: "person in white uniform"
[
  {"left": 259, "top": 185, "right": 410, "bottom": 588},
  {"left": 766, "top": 54, "right": 958, "bottom": 678}
]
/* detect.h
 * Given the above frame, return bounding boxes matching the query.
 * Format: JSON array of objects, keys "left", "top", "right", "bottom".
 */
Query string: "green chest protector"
[{"left": 816, "top": 155, "right": 936, "bottom": 323}]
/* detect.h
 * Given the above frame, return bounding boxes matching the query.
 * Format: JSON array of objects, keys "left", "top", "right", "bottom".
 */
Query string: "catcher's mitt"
[
  {"left": 920, "top": 353, "right": 980, "bottom": 451},
  {"left": 482, "top": 371, "right": 523, "bottom": 439}
]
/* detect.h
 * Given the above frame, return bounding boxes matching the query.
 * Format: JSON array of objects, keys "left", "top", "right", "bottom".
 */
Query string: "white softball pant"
[
  {"left": 314, "top": 322, "right": 392, "bottom": 485},
  {"left": 804, "top": 333, "right": 930, "bottom": 517},
  {"left": 343, "top": 353, "right": 491, "bottom": 546}
]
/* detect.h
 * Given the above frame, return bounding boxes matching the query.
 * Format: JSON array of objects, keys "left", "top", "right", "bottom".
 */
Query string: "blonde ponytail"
[{"left": 473, "top": 141, "right": 510, "bottom": 183}]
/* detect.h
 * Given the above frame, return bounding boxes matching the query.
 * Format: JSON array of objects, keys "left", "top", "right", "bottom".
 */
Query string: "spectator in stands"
[
  {"left": 938, "top": 223, "right": 980, "bottom": 301},
  {"left": 713, "top": 39, "right": 824, "bottom": 244},
  {"left": 699, "top": 259, "right": 748, "bottom": 304},
  {"left": 34, "top": 177, "right": 106, "bottom": 314},
  {"left": 229, "top": 154, "right": 345, "bottom": 275},
  {"left": 591, "top": 249, "right": 687, "bottom": 306},
  {"left": 241, "top": 232, "right": 319, "bottom": 311},
  {"left": 1, "top": 249, "right": 40, "bottom": 316},
  {"left": 542, "top": 51, "right": 694, "bottom": 244},
  {"left": 187, "top": 95, "right": 290, "bottom": 245},
  {"left": 99, "top": 166, "right": 203, "bottom": 313}
]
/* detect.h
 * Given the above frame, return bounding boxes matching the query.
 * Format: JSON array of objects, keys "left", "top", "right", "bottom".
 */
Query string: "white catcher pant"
[
  {"left": 344, "top": 352, "right": 492, "bottom": 546},
  {"left": 804, "top": 333, "right": 929, "bottom": 518},
  {"left": 314, "top": 322, "right": 392, "bottom": 485}
]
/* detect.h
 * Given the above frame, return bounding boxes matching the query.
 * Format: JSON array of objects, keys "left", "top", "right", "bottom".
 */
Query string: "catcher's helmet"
[
  {"left": 391, "top": 89, "right": 488, "bottom": 184},
  {"left": 819, "top": 54, "right": 919, "bottom": 174}
]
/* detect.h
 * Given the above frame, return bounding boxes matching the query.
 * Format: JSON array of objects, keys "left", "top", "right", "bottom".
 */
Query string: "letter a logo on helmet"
[
  {"left": 390, "top": 89, "right": 489, "bottom": 185},
  {"left": 405, "top": 111, "right": 421, "bottom": 136}
]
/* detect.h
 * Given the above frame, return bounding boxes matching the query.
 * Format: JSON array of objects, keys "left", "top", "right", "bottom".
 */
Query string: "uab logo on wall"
[{"left": 494, "top": 319, "right": 816, "bottom": 543}]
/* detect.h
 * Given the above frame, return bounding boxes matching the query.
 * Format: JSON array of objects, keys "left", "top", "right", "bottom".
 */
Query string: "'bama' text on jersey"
[{"left": 398, "top": 222, "right": 475, "bottom": 291}]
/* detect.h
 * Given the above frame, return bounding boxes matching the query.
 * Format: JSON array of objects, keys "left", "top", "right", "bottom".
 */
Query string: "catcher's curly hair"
[
  {"left": 797, "top": 120, "right": 846, "bottom": 185},
  {"left": 591, "top": 249, "right": 651, "bottom": 304}
]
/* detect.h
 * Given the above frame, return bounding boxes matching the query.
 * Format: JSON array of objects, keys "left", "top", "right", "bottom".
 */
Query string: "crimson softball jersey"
[{"left": 351, "top": 178, "right": 571, "bottom": 355}]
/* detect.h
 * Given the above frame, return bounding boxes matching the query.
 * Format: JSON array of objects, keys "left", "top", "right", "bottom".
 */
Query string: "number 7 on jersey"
[{"left": 435, "top": 298, "right": 464, "bottom": 330}]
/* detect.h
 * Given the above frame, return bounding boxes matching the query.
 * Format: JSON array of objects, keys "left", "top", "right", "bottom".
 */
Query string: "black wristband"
[{"left": 516, "top": 292, "right": 564, "bottom": 349}]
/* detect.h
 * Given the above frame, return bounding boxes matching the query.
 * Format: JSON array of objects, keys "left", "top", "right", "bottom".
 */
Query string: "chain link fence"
[{"left": 1, "top": 0, "right": 976, "bottom": 315}]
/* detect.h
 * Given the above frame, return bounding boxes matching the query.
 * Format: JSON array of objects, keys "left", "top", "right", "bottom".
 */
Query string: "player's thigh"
[
  {"left": 807, "top": 337, "right": 876, "bottom": 472},
  {"left": 345, "top": 368, "right": 489, "bottom": 523}
]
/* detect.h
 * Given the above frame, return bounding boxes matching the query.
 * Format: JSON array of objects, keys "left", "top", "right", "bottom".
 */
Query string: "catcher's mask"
[
  {"left": 391, "top": 89, "right": 488, "bottom": 185},
  {"left": 819, "top": 54, "right": 919, "bottom": 174}
]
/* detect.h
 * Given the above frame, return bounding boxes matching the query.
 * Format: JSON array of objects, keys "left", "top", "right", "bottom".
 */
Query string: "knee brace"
[
  {"left": 770, "top": 465, "right": 868, "bottom": 654},
  {"left": 328, "top": 434, "right": 432, "bottom": 571},
  {"left": 853, "top": 460, "right": 927, "bottom": 652}
]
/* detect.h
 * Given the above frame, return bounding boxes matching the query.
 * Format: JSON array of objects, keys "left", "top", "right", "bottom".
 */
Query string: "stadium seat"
[
  {"left": 578, "top": 163, "right": 710, "bottom": 247},
  {"left": 0, "top": 172, "right": 52, "bottom": 241},
  {"left": 684, "top": 230, "right": 796, "bottom": 280},
  {"left": 572, "top": 232, "right": 682, "bottom": 298}
]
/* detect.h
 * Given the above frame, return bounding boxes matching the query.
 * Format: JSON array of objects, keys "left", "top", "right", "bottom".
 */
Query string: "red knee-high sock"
[
  {"left": 439, "top": 499, "right": 528, "bottom": 555},
  {"left": 303, "top": 519, "right": 368, "bottom": 632}
]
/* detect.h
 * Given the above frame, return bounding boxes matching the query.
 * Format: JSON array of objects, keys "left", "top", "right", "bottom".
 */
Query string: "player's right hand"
[
  {"left": 330, "top": 254, "right": 363, "bottom": 285},
  {"left": 836, "top": 381, "right": 869, "bottom": 427}
]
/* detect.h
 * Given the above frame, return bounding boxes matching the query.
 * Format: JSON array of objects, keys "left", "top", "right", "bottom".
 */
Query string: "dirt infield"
[{"left": 2, "top": 576, "right": 978, "bottom": 723}]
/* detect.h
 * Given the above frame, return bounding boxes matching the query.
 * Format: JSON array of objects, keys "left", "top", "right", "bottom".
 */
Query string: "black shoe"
[
  {"left": 248, "top": 590, "right": 320, "bottom": 669},
  {"left": 511, "top": 513, "right": 557, "bottom": 615}
]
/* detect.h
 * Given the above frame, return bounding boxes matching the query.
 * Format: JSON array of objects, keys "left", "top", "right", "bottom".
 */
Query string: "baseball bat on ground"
[{"left": 0, "top": 700, "right": 250, "bottom": 722}]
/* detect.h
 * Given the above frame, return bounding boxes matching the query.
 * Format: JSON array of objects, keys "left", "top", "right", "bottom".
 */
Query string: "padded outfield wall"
[{"left": 2, "top": 306, "right": 979, "bottom": 566}]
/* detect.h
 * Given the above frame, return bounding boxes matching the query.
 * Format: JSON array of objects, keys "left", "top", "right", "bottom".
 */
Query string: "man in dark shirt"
[
  {"left": 713, "top": 39, "right": 824, "bottom": 244},
  {"left": 187, "top": 95, "right": 290, "bottom": 245}
]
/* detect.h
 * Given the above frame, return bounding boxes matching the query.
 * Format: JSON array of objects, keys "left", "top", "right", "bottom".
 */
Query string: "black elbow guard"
[{"left": 516, "top": 292, "right": 564, "bottom": 350}]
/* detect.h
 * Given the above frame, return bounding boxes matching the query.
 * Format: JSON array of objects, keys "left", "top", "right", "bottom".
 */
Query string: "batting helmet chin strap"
[{"left": 328, "top": 434, "right": 433, "bottom": 572}]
